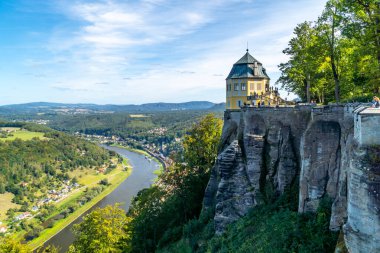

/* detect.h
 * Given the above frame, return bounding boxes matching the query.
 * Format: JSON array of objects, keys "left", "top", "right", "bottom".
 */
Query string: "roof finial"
[{"left": 246, "top": 41, "right": 249, "bottom": 52}]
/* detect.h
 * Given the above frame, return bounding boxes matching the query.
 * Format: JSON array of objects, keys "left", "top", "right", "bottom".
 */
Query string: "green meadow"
[{"left": 0, "top": 127, "right": 46, "bottom": 141}]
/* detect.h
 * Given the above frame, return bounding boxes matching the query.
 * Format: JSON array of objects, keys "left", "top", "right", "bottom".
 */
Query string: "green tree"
[
  {"left": 0, "top": 237, "right": 30, "bottom": 253},
  {"left": 36, "top": 245, "right": 59, "bottom": 253},
  {"left": 68, "top": 205, "right": 130, "bottom": 253},
  {"left": 127, "top": 114, "right": 222, "bottom": 252},
  {"left": 343, "top": 0, "right": 380, "bottom": 93},
  {"left": 317, "top": 0, "right": 348, "bottom": 102},
  {"left": 182, "top": 114, "right": 222, "bottom": 171},
  {"left": 277, "top": 22, "right": 321, "bottom": 102},
  {"left": 277, "top": 0, "right": 380, "bottom": 102}
]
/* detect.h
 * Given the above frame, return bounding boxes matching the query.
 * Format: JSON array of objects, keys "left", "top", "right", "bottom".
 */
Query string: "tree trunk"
[
  {"left": 375, "top": 3, "right": 380, "bottom": 94},
  {"left": 334, "top": 77, "right": 340, "bottom": 102},
  {"left": 375, "top": 3, "right": 380, "bottom": 72},
  {"left": 306, "top": 73, "right": 311, "bottom": 103},
  {"left": 330, "top": 10, "right": 340, "bottom": 102}
]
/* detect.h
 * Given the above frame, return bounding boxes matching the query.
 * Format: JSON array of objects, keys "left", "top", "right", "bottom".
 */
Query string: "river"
[{"left": 42, "top": 146, "right": 159, "bottom": 252}]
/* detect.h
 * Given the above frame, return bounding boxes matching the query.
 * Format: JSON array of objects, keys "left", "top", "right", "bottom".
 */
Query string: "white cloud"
[{"left": 42, "top": 0, "right": 327, "bottom": 104}]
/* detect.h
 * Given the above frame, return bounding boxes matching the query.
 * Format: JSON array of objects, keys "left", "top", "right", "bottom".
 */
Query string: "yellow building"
[{"left": 226, "top": 50, "right": 281, "bottom": 109}]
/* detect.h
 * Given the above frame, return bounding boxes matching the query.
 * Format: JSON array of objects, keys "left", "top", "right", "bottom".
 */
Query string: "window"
[
  {"left": 227, "top": 101, "right": 231, "bottom": 108},
  {"left": 237, "top": 100, "right": 242, "bottom": 107},
  {"left": 234, "top": 83, "right": 239, "bottom": 91},
  {"left": 228, "top": 84, "right": 231, "bottom": 91},
  {"left": 257, "top": 83, "right": 262, "bottom": 90},
  {"left": 250, "top": 83, "right": 254, "bottom": 90},
  {"left": 241, "top": 83, "right": 246, "bottom": 91}
]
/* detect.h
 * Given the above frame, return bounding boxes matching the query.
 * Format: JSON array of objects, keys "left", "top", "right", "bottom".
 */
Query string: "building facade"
[{"left": 226, "top": 50, "right": 281, "bottom": 109}]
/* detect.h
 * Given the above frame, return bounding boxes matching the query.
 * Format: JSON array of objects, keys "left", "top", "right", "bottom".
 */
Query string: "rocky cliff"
[{"left": 203, "top": 105, "right": 380, "bottom": 253}]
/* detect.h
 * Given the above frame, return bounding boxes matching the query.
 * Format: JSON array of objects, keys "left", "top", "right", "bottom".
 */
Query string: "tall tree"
[
  {"left": 0, "top": 237, "right": 30, "bottom": 253},
  {"left": 182, "top": 114, "right": 222, "bottom": 171},
  {"left": 277, "top": 22, "right": 320, "bottom": 102},
  {"left": 68, "top": 205, "right": 130, "bottom": 253},
  {"left": 317, "top": 0, "right": 347, "bottom": 102},
  {"left": 127, "top": 114, "right": 222, "bottom": 252},
  {"left": 343, "top": 0, "right": 380, "bottom": 93}
]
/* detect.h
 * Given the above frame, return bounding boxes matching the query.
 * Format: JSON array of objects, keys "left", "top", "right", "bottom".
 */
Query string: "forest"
[
  {"left": 0, "top": 121, "right": 119, "bottom": 241},
  {"left": 277, "top": 0, "right": 379, "bottom": 103},
  {"left": 47, "top": 110, "right": 223, "bottom": 156}
]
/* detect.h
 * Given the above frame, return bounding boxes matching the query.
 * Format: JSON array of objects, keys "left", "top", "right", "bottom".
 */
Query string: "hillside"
[
  {"left": 0, "top": 122, "right": 121, "bottom": 241},
  {"left": 0, "top": 101, "right": 225, "bottom": 116}
]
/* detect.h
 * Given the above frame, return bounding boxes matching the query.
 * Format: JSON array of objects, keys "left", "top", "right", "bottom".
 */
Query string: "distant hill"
[{"left": 0, "top": 101, "right": 225, "bottom": 115}]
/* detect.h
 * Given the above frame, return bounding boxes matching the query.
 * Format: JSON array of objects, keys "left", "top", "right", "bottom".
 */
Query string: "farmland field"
[
  {"left": 0, "top": 127, "right": 46, "bottom": 141},
  {"left": 0, "top": 192, "right": 20, "bottom": 221}
]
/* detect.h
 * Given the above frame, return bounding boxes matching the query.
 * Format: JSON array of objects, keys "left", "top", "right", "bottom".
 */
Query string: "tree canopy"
[
  {"left": 68, "top": 205, "right": 131, "bottom": 253},
  {"left": 277, "top": 0, "right": 380, "bottom": 103}
]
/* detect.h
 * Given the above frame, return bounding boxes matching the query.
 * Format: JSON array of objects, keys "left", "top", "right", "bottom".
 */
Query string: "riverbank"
[
  {"left": 28, "top": 158, "right": 132, "bottom": 251},
  {"left": 111, "top": 144, "right": 164, "bottom": 175}
]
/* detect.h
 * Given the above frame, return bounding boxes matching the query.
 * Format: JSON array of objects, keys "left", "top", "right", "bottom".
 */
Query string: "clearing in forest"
[{"left": 0, "top": 127, "right": 46, "bottom": 141}]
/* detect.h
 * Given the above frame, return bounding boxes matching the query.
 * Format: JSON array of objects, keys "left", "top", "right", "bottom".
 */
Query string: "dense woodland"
[
  {"left": 47, "top": 110, "right": 223, "bottom": 156},
  {"left": 0, "top": 122, "right": 118, "bottom": 241},
  {"left": 277, "top": 0, "right": 380, "bottom": 103},
  {"left": 0, "top": 122, "right": 112, "bottom": 201}
]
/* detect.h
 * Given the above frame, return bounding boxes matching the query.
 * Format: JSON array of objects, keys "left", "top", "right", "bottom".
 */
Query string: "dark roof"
[
  {"left": 235, "top": 51, "right": 261, "bottom": 65},
  {"left": 226, "top": 50, "right": 270, "bottom": 80}
]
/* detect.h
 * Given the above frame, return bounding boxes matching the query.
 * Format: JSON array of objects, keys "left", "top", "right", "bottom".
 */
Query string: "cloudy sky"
[{"left": 0, "top": 0, "right": 326, "bottom": 105}]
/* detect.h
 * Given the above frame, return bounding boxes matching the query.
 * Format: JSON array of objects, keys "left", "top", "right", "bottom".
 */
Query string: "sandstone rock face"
[
  {"left": 203, "top": 105, "right": 380, "bottom": 252},
  {"left": 299, "top": 120, "right": 341, "bottom": 213},
  {"left": 266, "top": 124, "right": 297, "bottom": 195},
  {"left": 204, "top": 109, "right": 302, "bottom": 233},
  {"left": 213, "top": 140, "right": 255, "bottom": 234},
  {"left": 343, "top": 144, "right": 380, "bottom": 253}
]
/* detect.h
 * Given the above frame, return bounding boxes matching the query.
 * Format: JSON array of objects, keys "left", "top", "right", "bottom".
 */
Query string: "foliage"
[
  {"left": 46, "top": 110, "right": 223, "bottom": 156},
  {"left": 36, "top": 245, "right": 60, "bottom": 253},
  {"left": 125, "top": 114, "right": 222, "bottom": 252},
  {"left": 277, "top": 0, "right": 380, "bottom": 103},
  {"left": 68, "top": 205, "right": 131, "bottom": 253},
  {"left": 159, "top": 196, "right": 338, "bottom": 253},
  {"left": 0, "top": 121, "right": 117, "bottom": 242},
  {"left": 0, "top": 124, "right": 112, "bottom": 205},
  {"left": 0, "top": 237, "right": 30, "bottom": 253},
  {"left": 182, "top": 114, "right": 223, "bottom": 171}
]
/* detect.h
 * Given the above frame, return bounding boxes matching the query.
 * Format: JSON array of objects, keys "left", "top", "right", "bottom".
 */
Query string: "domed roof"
[{"left": 226, "top": 50, "right": 270, "bottom": 80}]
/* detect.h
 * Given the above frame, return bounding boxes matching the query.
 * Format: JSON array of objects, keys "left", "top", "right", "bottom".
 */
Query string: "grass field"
[
  {"left": 0, "top": 128, "right": 46, "bottom": 141},
  {"left": 67, "top": 158, "right": 128, "bottom": 187},
  {"left": 111, "top": 144, "right": 164, "bottom": 170},
  {"left": 28, "top": 158, "right": 132, "bottom": 250},
  {"left": 0, "top": 192, "right": 20, "bottom": 221},
  {"left": 0, "top": 127, "right": 20, "bottom": 132},
  {"left": 129, "top": 114, "right": 150, "bottom": 118}
]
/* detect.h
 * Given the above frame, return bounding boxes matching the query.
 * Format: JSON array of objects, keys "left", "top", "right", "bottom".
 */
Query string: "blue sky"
[{"left": 0, "top": 0, "right": 326, "bottom": 105}]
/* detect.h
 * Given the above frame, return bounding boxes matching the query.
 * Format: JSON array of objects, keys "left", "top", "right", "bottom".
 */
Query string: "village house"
[
  {"left": 20, "top": 182, "right": 28, "bottom": 187},
  {"left": 98, "top": 167, "right": 106, "bottom": 173},
  {"left": 14, "top": 212, "right": 32, "bottom": 221},
  {"left": 0, "top": 225, "right": 8, "bottom": 233}
]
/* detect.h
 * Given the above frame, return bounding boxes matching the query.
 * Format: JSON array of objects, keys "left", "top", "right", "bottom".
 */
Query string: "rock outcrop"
[
  {"left": 344, "top": 144, "right": 380, "bottom": 252},
  {"left": 203, "top": 105, "right": 380, "bottom": 252}
]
